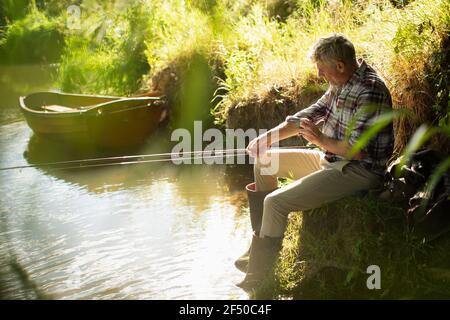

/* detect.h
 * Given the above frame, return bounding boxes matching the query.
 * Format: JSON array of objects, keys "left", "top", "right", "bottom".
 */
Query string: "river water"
[{"left": 0, "top": 65, "right": 253, "bottom": 299}]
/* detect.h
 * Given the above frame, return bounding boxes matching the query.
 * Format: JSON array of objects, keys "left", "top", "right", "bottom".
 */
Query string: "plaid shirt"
[{"left": 286, "top": 59, "right": 394, "bottom": 176}]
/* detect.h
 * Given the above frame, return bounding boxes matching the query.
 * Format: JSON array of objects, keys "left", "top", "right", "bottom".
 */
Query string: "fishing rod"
[
  {"left": 29, "top": 151, "right": 249, "bottom": 171},
  {"left": 0, "top": 146, "right": 319, "bottom": 171},
  {"left": 2, "top": 148, "right": 248, "bottom": 171}
]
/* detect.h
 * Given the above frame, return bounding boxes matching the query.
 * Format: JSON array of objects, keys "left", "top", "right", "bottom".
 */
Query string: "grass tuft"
[{"left": 266, "top": 194, "right": 450, "bottom": 299}]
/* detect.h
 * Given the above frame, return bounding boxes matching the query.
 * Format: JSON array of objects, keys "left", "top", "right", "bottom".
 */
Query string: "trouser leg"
[
  {"left": 254, "top": 149, "right": 324, "bottom": 191},
  {"left": 259, "top": 162, "right": 382, "bottom": 238},
  {"left": 235, "top": 149, "right": 322, "bottom": 274},
  {"left": 238, "top": 150, "right": 381, "bottom": 290}
]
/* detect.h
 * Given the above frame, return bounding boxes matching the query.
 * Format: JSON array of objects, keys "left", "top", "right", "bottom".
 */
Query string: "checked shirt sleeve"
[{"left": 285, "top": 89, "right": 331, "bottom": 126}]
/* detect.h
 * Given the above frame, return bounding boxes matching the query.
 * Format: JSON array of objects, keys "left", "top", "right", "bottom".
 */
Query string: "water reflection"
[
  {"left": 0, "top": 121, "right": 254, "bottom": 299},
  {"left": 23, "top": 129, "right": 253, "bottom": 198}
]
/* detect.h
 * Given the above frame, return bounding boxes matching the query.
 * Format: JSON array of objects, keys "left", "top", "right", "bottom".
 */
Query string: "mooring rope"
[{"left": 0, "top": 146, "right": 318, "bottom": 171}]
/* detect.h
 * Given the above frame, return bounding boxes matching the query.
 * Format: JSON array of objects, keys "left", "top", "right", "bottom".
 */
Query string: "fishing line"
[
  {"left": 1, "top": 148, "right": 248, "bottom": 171},
  {"left": 0, "top": 146, "right": 318, "bottom": 171},
  {"left": 39, "top": 151, "right": 250, "bottom": 171}
]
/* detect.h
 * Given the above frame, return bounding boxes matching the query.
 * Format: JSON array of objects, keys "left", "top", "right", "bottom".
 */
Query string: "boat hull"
[{"left": 20, "top": 92, "right": 166, "bottom": 149}]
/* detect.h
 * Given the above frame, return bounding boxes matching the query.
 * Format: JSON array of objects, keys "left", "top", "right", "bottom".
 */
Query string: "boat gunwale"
[{"left": 19, "top": 91, "right": 165, "bottom": 116}]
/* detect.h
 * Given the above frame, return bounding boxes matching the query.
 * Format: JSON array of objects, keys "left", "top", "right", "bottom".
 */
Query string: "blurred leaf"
[
  {"left": 421, "top": 156, "right": 450, "bottom": 207},
  {"left": 345, "top": 269, "right": 355, "bottom": 285},
  {"left": 394, "top": 125, "right": 449, "bottom": 177},
  {"left": 346, "top": 109, "right": 404, "bottom": 159},
  {"left": 344, "top": 104, "right": 384, "bottom": 141}
]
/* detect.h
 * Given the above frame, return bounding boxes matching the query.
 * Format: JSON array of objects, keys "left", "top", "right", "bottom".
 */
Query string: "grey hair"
[{"left": 309, "top": 33, "right": 356, "bottom": 66}]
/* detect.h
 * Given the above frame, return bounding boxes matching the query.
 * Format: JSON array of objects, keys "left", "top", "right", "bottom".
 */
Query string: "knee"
[
  {"left": 254, "top": 158, "right": 269, "bottom": 179},
  {"left": 254, "top": 153, "right": 273, "bottom": 169},
  {"left": 264, "top": 191, "right": 310, "bottom": 214},
  {"left": 264, "top": 193, "right": 285, "bottom": 213},
  {"left": 253, "top": 159, "right": 261, "bottom": 173},
  {"left": 254, "top": 156, "right": 265, "bottom": 172}
]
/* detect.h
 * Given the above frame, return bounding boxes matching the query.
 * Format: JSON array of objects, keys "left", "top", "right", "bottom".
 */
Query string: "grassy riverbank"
[{"left": 250, "top": 195, "right": 450, "bottom": 299}]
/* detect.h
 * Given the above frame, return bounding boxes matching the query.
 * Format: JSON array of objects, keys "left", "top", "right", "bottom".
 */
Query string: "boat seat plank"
[{"left": 42, "top": 105, "right": 80, "bottom": 112}]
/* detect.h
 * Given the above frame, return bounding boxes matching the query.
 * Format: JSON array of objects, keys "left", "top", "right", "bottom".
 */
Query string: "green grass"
[
  {"left": 215, "top": 0, "right": 449, "bottom": 137},
  {"left": 250, "top": 194, "right": 450, "bottom": 299},
  {"left": 0, "top": 6, "right": 64, "bottom": 64},
  {"left": 57, "top": 2, "right": 150, "bottom": 95}
]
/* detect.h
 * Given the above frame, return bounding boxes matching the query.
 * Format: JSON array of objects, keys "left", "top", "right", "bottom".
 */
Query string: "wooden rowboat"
[{"left": 20, "top": 91, "right": 167, "bottom": 149}]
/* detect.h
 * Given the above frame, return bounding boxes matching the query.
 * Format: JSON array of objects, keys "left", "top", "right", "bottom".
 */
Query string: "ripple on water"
[{"left": 1, "top": 122, "right": 251, "bottom": 300}]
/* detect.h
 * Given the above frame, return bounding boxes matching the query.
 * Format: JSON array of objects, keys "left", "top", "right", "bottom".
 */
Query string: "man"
[{"left": 236, "top": 33, "right": 394, "bottom": 290}]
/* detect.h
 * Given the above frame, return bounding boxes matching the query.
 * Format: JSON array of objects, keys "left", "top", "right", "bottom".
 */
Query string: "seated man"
[{"left": 236, "top": 33, "right": 394, "bottom": 290}]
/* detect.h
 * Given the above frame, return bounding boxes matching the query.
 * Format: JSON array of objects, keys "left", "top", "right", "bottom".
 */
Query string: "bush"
[
  {"left": 1, "top": 0, "right": 29, "bottom": 25},
  {"left": 57, "top": 2, "right": 150, "bottom": 95},
  {"left": 268, "top": 195, "right": 450, "bottom": 299},
  {"left": 0, "top": 7, "right": 64, "bottom": 64}
]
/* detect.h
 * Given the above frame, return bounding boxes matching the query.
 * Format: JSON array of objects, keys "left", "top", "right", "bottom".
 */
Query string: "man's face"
[{"left": 315, "top": 60, "right": 347, "bottom": 86}]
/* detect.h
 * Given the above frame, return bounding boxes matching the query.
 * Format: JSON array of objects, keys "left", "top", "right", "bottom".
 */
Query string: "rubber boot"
[
  {"left": 236, "top": 234, "right": 283, "bottom": 291},
  {"left": 234, "top": 183, "right": 277, "bottom": 273}
]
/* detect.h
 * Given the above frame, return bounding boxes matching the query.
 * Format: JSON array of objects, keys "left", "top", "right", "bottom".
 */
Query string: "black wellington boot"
[
  {"left": 236, "top": 234, "right": 283, "bottom": 291},
  {"left": 234, "top": 183, "right": 277, "bottom": 273}
]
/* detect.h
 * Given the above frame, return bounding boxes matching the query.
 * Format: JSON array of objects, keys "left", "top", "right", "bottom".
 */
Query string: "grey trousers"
[{"left": 255, "top": 149, "right": 382, "bottom": 238}]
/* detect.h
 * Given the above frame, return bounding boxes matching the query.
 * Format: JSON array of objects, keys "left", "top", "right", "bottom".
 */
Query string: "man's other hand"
[{"left": 298, "top": 118, "right": 323, "bottom": 146}]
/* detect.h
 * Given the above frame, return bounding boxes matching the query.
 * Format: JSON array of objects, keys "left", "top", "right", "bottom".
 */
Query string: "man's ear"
[{"left": 336, "top": 61, "right": 345, "bottom": 73}]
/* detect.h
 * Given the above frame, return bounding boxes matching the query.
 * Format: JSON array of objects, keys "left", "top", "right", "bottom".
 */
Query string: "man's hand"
[
  {"left": 298, "top": 118, "right": 324, "bottom": 146},
  {"left": 246, "top": 134, "right": 271, "bottom": 157},
  {"left": 298, "top": 118, "right": 365, "bottom": 160},
  {"left": 246, "top": 121, "right": 303, "bottom": 157}
]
